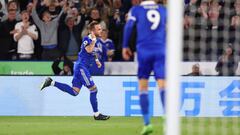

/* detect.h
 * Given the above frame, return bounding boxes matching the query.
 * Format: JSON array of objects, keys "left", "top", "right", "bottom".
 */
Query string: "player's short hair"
[
  {"left": 88, "top": 21, "right": 100, "bottom": 31},
  {"left": 102, "top": 29, "right": 108, "bottom": 32}
]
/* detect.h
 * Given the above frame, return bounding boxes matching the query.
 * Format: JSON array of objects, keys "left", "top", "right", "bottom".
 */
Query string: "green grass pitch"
[
  {"left": 0, "top": 116, "right": 239, "bottom": 135},
  {"left": 0, "top": 116, "right": 163, "bottom": 135}
]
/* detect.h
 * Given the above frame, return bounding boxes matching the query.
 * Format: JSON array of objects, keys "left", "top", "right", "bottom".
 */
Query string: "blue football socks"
[
  {"left": 54, "top": 81, "right": 78, "bottom": 96},
  {"left": 90, "top": 88, "right": 98, "bottom": 113},
  {"left": 140, "top": 91, "right": 150, "bottom": 125}
]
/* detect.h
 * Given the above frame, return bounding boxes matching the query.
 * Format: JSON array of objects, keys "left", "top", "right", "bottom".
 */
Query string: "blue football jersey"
[
  {"left": 123, "top": 1, "right": 167, "bottom": 51},
  {"left": 89, "top": 41, "right": 108, "bottom": 75},
  {"left": 100, "top": 39, "right": 115, "bottom": 51},
  {"left": 75, "top": 35, "right": 101, "bottom": 69}
]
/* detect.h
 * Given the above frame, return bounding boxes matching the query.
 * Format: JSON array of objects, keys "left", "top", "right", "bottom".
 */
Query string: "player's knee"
[
  {"left": 89, "top": 85, "right": 97, "bottom": 91},
  {"left": 139, "top": 79, "right": 148, "bottom": 91},
  {"left": 72, "top": 87, "right": 80, "bottom": 96},
  {"left": 157, "top": 79, "right": 165, "bottom": 90}
]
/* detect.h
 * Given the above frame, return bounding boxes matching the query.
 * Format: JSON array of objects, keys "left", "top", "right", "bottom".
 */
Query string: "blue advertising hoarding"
[{"left": 0, "top": 76, "right": 239, "bottom": 117}]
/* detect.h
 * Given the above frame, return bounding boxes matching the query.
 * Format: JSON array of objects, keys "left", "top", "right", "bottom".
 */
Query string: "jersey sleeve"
[
  {"left": 82, "top": 36, "right": 92, "bottom": 48},
  {"left": 127, "top": 6, "right": 137, "bottom": 22},
  {"left": 122, "top": 7, "right": 138, "bottom": 48}
]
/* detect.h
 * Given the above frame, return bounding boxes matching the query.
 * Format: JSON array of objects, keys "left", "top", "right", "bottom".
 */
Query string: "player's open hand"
[{"left": 122, "top": 48, "right": 132, "bottom": 61}]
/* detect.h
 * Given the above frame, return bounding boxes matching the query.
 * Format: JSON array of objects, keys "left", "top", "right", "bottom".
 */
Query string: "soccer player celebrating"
[
  {"left": 40, "top": 21, "right": 110, "bottom": 121},
  {"left": 122, "top": 0, "right": 166, "bottom": 134}
]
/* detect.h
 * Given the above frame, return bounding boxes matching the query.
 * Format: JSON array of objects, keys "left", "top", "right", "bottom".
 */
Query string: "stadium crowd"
[
  {"left": 184, "top": 0, "right": 240, "bottom": 62},
  {"left": 0, "top": 0, "right": 166, "bottom": 61}
]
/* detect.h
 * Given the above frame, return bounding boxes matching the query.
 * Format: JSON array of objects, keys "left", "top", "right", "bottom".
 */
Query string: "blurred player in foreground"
[
  {"left": 122, "top": 0, "right": 167, "bottom": 134},
  {"left": 40, "top": 21, "right": 110, "bottom": 121}
]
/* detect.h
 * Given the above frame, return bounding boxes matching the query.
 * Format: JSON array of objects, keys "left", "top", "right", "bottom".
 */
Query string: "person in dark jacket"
[
  {"left": 58, "top": 10, "right": 85, "bottom": 60},
  {"left": 0, "top": 9, "right": 18, "bottom": 60},
  {"left": 52, "top": 56, "right": 73, "bottom": 75},
  {"left": 215, "top": 45, "right": 239, "bottom": 76}
]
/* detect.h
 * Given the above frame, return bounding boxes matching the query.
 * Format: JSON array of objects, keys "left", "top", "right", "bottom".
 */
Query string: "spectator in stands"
[
  {"left": 94, "top": 0, "right": 111, "bottom": 25},
  {"left": 81, "top": 8, "right": 106, "bottom": 38},
  {"left": 31, "top": 0, "right": 66, "bottom": 60},
  {"left": 215, "top": 45, "right": 239, "bottom": 76},
  {"left": 80, "top": 0, "right": 94, "bottom": 15},
  {"left": 208, "top": 0, "right": 222, "bottom": 29},
  {"left": 100, "top": 29, "right": 115, "bottom": 61},
  {"left": 58, "top": 10, "right": 85, "bottom": 61},
  {"left": 0, "top": 2, "right": 5, "bottom": 21},
  {"left": 206, "top": 0, "right": 224, "bottom": 60},
  {"left": 0, "top": 0, "right": 7, "bottom": 15},
  {"left": 0, "top": 9, "right": 18, "bottom": 60},
  {"left": 197, "top": 0, "right": 208, "bottom": 20},
  {"left": 231, "top": 0, "right": 240, "bottom": 28},
  {"left": 187, "top": 63, "right": 203, "bottom": 76},
  {"left": 68, "top": 7, "right": 81, "bottom": 25},
  {"left": 108, "top": 0, "right": 126, "bottom": 60},
  {"left": 229, "top": 0, "right": 240, "bottom": 45},
  {"left": 1, "top": 0, "right": 21, "bottom": 21},
  {"left": 52, "top": 56, "right": 73, "bottom": 75},
  {"left": 184, "top": 0, "right": 197, "bottom": 29},
  {"left": 14, "top": 10, "right": 38, "bottom": 60},
  {"left": 39, "top": 0, "right": 62, "bottom": 20},
  {"left": 67, "top": 0, "right": 80, "bottom": 9}
]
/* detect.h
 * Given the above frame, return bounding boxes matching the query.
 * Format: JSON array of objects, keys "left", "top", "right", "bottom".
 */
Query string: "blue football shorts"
[
  {"left": 137, "top": 48, "right": 165, "bottom": 80},
  {"left": 72, "top": 65, "right": 95, "bottom": 89}
]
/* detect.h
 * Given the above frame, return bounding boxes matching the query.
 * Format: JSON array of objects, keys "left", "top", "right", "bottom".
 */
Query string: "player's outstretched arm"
[{"left": 122, "top": 15, "right": 135, "bottom": 61}]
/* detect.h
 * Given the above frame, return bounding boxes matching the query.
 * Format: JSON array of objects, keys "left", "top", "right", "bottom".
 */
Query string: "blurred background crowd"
[{"left": 0, "top": 0, "right": 166, "bottom": 62}]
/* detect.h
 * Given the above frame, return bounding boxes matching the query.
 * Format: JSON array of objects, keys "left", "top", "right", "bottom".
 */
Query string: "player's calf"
[{"left": 40, "top": 77, "right": 79, "bottom": 96}]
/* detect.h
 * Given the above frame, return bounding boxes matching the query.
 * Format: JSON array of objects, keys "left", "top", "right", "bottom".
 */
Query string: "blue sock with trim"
[
  {"left": 54, "top": 81, "right": 78, "bottom": 96},
  {"left": 140, "top": 91, "right": 150, "bottom": 125},
  {"left": 90, "top": 88, "right": 98, "bottom": 113}
]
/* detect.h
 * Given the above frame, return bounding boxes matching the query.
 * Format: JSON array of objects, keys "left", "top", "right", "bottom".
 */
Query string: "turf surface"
[
  {"left": 0, "top": 116, "right": 163, "bottom": 135},
  {"left": 0, "top": 116, "right": 239, "bottom": 135}
]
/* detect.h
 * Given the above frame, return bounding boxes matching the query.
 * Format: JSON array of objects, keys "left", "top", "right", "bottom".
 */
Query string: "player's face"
[{"left": 93, "top": 24, "right": 102, "bottom": 37}]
